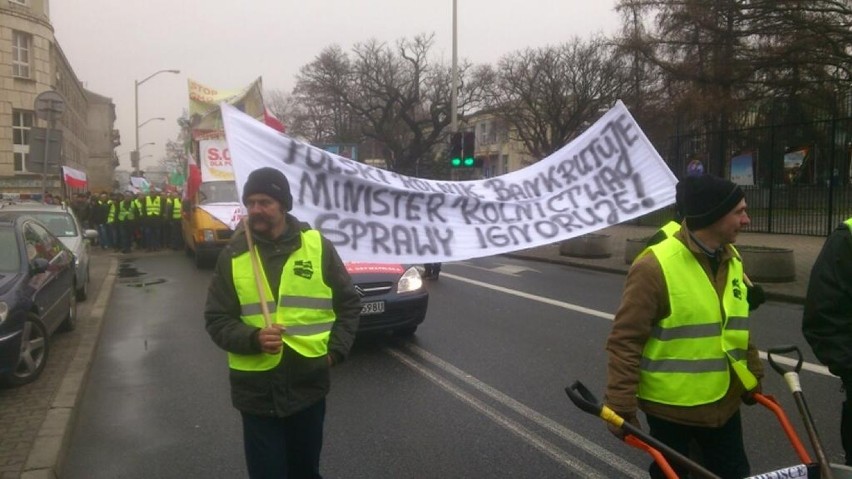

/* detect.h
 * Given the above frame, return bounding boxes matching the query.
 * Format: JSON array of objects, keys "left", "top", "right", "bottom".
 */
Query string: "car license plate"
[{"left": 361, "top": 301, "right": 385, "bottom": 315}]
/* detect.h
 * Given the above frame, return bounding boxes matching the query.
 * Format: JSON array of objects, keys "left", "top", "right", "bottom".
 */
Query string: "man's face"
[
  {"left": 708, "top": 198, "right": 750, "bottom": 245},
  {"left": 245, "top": 193, "right": 285, "bottom": 237}
]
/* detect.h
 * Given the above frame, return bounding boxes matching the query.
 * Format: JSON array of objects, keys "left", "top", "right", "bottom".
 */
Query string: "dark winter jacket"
[
  {"left": 803, "top": 221, "right": 852, "bottom": 383},
  {"left": 204, "top": 214, "right": 361, "bottom": 417}
]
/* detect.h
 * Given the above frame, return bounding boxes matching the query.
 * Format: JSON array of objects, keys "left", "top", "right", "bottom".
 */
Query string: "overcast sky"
[{"left": 51, "top": 0, "right": 620, "bottom": 171}]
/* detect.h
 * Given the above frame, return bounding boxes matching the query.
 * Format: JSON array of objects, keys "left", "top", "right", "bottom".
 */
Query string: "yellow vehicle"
[{"left": 182, "top": 181, "right": 239, "bottom": 267}]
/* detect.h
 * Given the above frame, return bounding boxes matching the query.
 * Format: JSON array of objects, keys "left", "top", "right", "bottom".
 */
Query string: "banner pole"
[{"left": 244, "top": 217, "right": 272, "bottom": 328}]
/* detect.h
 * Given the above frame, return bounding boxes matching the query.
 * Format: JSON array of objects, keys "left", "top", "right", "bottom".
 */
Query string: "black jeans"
[
  {"left": 646, "top": 410, "right": 750, "bottom": 479},
  {"left": 241, "top": 399, "right": 326, "bottom": 479}
]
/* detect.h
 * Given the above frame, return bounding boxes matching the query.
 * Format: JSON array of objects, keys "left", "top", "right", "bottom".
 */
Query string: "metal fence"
[{"left": 634, "top": 117, "right": 852, "bottom": 237}]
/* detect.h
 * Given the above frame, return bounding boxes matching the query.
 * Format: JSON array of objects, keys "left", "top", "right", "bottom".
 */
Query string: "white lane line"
[
  {"left": 440, "top": 272, "right": 835, "bottom": 378},
  {"left": 386, "top": 347, "right": 613, "bottom": 479},
  {"left": 399, "top": 343, "right": 646, "bottom": 479}
]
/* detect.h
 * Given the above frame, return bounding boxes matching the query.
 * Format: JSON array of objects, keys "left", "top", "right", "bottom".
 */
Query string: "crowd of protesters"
[{"left": 70, "top": 189, "right": 184, "bottom": 254}]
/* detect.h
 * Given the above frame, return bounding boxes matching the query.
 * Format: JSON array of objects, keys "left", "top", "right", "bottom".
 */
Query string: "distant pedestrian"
[
  {"left": 802, "top": 217, "right": 852, "bottom": 466},
  {"left": 686, "top": 159, "right": 705, "bottom": 177}
]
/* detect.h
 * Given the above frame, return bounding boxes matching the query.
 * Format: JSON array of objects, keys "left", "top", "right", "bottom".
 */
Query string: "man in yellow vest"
[
  {"left": 205, "top": 167, "right": 361, "bottom": 479},
  {"left": 605, "top": 174, "right": 763, "bottom": 479},
  {"left": 165, "top": 190, "right": 183, "bottom": 250},
  {"left": 803, "top": 218, "right": 852, "bottom": 466}
]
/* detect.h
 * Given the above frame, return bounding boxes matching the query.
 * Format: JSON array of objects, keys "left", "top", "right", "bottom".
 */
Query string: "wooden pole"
[{"left": 244, "top": 217, "right": 272, "bottom": 328}]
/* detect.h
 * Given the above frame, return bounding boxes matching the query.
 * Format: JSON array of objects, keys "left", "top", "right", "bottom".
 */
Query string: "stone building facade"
[{"left": 0, "top": 0, "right": 118, "bottom": 197}]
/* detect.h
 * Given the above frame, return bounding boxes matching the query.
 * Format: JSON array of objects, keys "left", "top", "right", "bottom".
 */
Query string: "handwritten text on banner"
[{"left": 221, "top": 101, "right": 676, "bottom": 264}]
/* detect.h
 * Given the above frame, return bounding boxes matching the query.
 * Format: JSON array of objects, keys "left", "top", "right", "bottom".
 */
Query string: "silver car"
[{"left": 0, "top": 202, "right": 98, "bottom": 301}]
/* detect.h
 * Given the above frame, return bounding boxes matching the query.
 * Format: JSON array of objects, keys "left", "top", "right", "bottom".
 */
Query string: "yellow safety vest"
[
  {"left": 171, "top": 198, "right": 182, "bottom": 219},
  {"left": 660, "top": 221, "right": 680, "bottom": 239},
  {"left": 146, "top": 196, "right": 161, "bottom": 217},
  {"left": 229, "top": 230, "right": 335, "bottom": 371},
  {"left": 638, "top": 237, "right": 757, "bottom": 406},
  {"left": 106, "top": 200, "right": 117, "bottom": 223},
  {"left": 118, "top": 201, "right": 134, "bottom": 221}
]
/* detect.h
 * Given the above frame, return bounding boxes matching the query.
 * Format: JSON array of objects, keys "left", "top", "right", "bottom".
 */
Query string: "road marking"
[
  {"left": 397, "top": 343, "right": 646, "bottom": 478},
  {"left": 440, "top": 272, "right": 835, "bottom": 378},
  {"left": 456, "top": 262, "right": 540, "bottom": 276},
  {"left": 386, "top": 347, "right": 622, "bottom": 479}
]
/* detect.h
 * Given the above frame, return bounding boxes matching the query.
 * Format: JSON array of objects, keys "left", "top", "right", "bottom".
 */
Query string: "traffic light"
[
  {"left": 462, "top": 131, "right": 475, "bottom": 167},
  {"left": 449, "top": 132, "right": 463, "bottom": 167}
]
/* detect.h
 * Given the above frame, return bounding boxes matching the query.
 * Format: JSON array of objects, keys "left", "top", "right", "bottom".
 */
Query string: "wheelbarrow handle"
[
  {"left": 766, "top": 345, "right": 803, "bottom": 375},
  {"left": 565, "top": 381, "right": 605, "bottom": 418},
  {"left": 565, "top": 381, "right": 720, "bottom": 479}
]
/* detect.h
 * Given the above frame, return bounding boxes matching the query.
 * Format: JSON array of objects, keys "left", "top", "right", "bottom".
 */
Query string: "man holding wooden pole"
[{"left": 205, "top": 167, "right": 362, "bottom": 478}]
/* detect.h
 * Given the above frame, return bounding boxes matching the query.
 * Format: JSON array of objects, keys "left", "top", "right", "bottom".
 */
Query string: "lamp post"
[
  {"left": 138, "top": 117, "right": 165, "bottom": 129},
  {"left": 134, "top": 69, "right": 179, "bottom": 173}
]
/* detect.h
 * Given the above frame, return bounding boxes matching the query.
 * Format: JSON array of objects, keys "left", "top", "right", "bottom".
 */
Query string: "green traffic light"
[
  {"left": 451, "top": 157, "right": 462, "bottom": 167},
  {"left": 463, "top": 157, "right": 474, "bottom": 167}
]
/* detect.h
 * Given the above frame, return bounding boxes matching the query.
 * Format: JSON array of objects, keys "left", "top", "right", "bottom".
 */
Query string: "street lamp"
[
  {"left": 134, "top": 69, "right": 179, "bottom": 173},
  {"left": 138, "top": 116, "right": 165, "bottom": 129}
]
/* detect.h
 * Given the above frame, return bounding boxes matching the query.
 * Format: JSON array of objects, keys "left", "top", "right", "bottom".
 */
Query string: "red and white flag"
[
  {"left": 61, "top": 166, "right": 88, "bottom": 189},
  {"left": 263, "top": 106, "right": 286, "bottom": 133}
]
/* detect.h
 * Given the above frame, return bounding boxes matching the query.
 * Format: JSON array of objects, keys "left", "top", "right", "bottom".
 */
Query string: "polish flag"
[
  {"left": 263, "top": 106, "right": 286, "bottom": 133},
  {"left": 61, "top": 166, "right": 87, "bottom": 189}
]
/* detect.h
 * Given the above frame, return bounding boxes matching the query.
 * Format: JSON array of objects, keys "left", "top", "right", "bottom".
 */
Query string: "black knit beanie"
[
  {"left": 680, "top": 175, "right": 744, "bottom": 230},
  {"left": 242, "top": 167, "right": 293, "bottom": 211}
]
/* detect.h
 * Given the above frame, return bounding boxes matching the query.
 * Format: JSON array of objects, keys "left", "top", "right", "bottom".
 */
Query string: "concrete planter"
[
  {"left": 624, "top": 239, "right": 795, "bottom": 283},
  {"left": 624, "top": 237, "right": 651, "bottom": 264},
  {"left": 738, "top": 245, "right": 796, "bottom": 283},
  {"left": 559, "top": 233, "right": 612, "bottom": 259}
]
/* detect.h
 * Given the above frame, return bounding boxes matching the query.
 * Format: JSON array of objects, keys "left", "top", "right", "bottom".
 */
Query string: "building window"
[
  {"left": 12, "top": 31, "right": 32, "bottom": 78},
  {"left": 13, "top": 110, "right": 34, "bottom": 172}
]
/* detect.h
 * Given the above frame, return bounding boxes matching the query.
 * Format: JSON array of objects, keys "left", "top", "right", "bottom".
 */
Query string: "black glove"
[
  {"left": 742, "top": 382, "right": 762, "bottom": 406},
  {"left": 747, "top": 284, "right": 766, "bottom": 311}
]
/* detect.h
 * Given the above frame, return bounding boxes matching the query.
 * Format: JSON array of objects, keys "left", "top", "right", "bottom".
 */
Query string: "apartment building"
[{"left": 1, "top": 0, "right": 118, "bottom": 196}]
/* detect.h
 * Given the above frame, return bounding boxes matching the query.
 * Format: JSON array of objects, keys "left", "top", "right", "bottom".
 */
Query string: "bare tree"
[
  {"left": 486, "top": 38, "right": 630, "bottom": 160},
  {"left": 294, "top": 34, "right": 489, "bottom": 175},
  {"left": 614, "top": 0, "right": 852, "bottom": 172}
]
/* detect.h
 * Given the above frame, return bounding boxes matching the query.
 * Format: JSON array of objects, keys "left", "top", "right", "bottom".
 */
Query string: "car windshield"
[
  {"left": 26, "top": 213, "right": 78, "bottom": 238},
  {"left": 198, "top": 181, "right": 238, "bottom": 205},
  {"left": 0, "top": 228, "right": 20, "bottom": 272}
]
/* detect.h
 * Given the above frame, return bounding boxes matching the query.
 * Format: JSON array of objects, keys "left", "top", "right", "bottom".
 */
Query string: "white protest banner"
[
  {"left": 222, "top": 101, "right": 676, "bottom": 264},
  {"left": 200, "top": 139, "right": 235, "bottom": 182}
]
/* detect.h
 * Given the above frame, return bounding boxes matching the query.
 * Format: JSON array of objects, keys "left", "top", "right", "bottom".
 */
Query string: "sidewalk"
[{"left": 505, "top": 224, "right": 827, "bottom": 304}]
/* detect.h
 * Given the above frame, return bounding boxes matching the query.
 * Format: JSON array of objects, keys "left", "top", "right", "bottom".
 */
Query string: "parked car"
[
  {"left": 0, "top": 214, "right": 78, "bottom": 386},
  {"left": 345, "top": 262, "right": 428, "bottom": 336},
  {"left": 0, "top": 202, "right": 97, "bottom": 300}
]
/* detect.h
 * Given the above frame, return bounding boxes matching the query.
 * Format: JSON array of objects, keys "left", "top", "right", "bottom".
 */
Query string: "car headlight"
[
  {"left": 203, "top": 229, "right": 215, "bottom": 242},
  {"left": 397, "top": 266, "right": 424, "bottom": 294},
  {"left": 0, "top": 302, "right": 8, "bottom": 324},
  {"left": 73, "top": 253, "right": 80, "bottom": 267}
]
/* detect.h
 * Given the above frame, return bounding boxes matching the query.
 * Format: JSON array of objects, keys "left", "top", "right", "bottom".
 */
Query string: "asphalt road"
[{"left": 62, "top": 252, "right": 846, "bottom": 478}]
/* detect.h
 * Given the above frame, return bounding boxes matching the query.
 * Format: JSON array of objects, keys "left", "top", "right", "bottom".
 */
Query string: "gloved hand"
[
  {"left": 747, "top": 284, "right": 766, "bottom": 311},
  {"left": 606, "top": 412, "right": 641, "bottom": 439},
  {"left": 742, "top": 382, "right": 762, "bottom": 406}
]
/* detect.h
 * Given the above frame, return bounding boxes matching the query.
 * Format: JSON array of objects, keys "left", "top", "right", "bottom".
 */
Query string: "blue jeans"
[
  {"left": 97, "top": 223, "right": 111, "bottom": 249},
  {"left": 241, "top": 399, "right": 325, "bottom": 479},
  {"left": 144, "top": 222, "right": 161, "bottom": 250}
]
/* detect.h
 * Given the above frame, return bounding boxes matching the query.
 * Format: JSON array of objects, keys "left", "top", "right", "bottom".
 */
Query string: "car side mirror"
[{"left": 31, "top": 257, "right": 50, "bottom": 275}]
